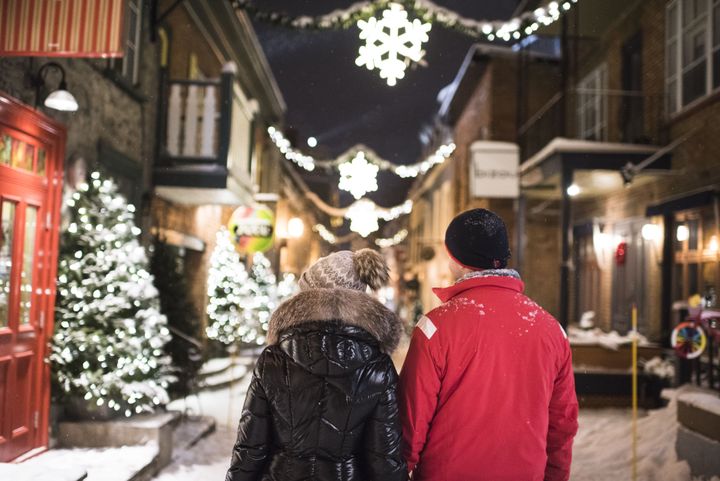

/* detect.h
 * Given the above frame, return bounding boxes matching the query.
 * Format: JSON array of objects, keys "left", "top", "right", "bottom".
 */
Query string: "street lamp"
[{"left": 33, "top": 62, "right": 78, "bottom": 112}]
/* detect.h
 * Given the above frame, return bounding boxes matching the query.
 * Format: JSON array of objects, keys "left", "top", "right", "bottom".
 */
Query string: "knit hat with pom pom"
[{"left": 299, "top": 249, "right": 389, "bottom": 292}]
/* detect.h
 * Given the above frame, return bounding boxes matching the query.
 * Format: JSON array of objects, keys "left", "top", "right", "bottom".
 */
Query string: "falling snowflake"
[
  {"left": 338, "top": 151, "right": 379, "bottom": 199},
  {"left": 355, "top": 2, "right": 431, "bottom": 86}
]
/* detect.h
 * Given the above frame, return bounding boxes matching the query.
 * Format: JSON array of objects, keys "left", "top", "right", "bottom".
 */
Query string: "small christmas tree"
[
  {"left": 206, "top": 230, "right": 297, "bottom": 346},
  {"left": 52, "top": 172, "right": 173, "bottom": 418},
  {"left": 205, "top": 228, "right": 251, "bottom": 345},
  {"left": 150, "top": 238, "right": 203, "bottom": 398}
]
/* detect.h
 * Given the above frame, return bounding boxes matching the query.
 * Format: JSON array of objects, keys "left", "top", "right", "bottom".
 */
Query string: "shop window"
[
  {"left": 674, "top": 206, "right": 720, "bottom": 307},
  {"left": 0, "top": 200, "right": 16, "bottom": 328},
  {"left": 666, "top": 0, "right": 720, "bottom": 113}
]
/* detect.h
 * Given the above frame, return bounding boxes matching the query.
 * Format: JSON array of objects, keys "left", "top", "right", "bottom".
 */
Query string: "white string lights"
[
  {"left": 267, "top": 126, "right": 456, "bottom": 180},
  {"left": 356, "top": 2, "right": 432, "bottom": 86},
  {"left": 375, "top": 228, "right": 408, "bottom": 247}
]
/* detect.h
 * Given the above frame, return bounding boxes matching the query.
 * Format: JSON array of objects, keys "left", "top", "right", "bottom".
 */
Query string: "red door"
[{"left": 0, "top": 93, "right": 65, "bottom": 462}]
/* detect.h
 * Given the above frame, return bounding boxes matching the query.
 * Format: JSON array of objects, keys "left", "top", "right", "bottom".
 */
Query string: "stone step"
[{"left": 170, "top": 415, "right": 216, "bottom": 452}]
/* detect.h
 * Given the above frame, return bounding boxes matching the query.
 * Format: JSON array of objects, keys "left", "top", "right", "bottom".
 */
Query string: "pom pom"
[{"left": 353, "top": 248, "right": 389, "bottom": 290}]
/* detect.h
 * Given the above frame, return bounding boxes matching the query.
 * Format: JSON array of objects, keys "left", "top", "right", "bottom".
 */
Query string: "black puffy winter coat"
[{"left": 226, "top": 288, "right": 407, "bottom": 481}]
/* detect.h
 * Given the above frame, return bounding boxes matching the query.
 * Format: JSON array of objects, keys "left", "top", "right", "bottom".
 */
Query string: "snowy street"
[{"left": 148, "top": 354, "right": 719, "bottom": 481}]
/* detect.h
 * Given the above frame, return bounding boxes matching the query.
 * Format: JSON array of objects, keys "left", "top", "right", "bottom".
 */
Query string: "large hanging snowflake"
[
  {"left": 338, "top": 151, "right": 379, "bottom": 199},
  {"left": 346, "top": 199, "right": 380, "bottom": 237},
  {"left": 355, "top": 2, "right": 431, "bottom": 86}
]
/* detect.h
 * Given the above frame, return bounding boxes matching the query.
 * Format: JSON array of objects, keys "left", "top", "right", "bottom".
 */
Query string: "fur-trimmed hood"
[{"left": 268, "top": 288, "right": 402, "bottom": 354}]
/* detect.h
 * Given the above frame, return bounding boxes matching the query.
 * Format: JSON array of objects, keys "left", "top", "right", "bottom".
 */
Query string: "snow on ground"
[
  {"left": 156, "top": 362, "right": 717, "bottom": 481},
  {"left": 31, "top": 443, "right": 157, "bottom": 481},
  {"left": 571, "top": 390, "right": 719, "bottom": 481}
]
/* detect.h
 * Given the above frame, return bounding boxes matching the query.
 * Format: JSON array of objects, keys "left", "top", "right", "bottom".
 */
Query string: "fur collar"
[{"left": 268, "top": 288, "right": 402, "bottom": 353}]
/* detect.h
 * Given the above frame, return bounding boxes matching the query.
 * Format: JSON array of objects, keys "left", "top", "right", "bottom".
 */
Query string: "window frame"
[
  {"left": 576, "top": 63, "right": 608, "bottom": 141},
  {"left": 666, "top": 0, "right": 720, "bottom": 115}
]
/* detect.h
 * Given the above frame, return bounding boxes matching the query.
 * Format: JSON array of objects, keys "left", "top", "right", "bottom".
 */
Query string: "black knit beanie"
[{"left": 445, "top": 209, "right": 511, "bottom": 270}]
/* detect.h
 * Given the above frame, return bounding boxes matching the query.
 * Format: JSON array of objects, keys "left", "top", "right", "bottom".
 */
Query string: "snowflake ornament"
[
  {"left": 355, "top": 2, "right": 431, "bottom": 86},
  {"left": 346, "top": 199, "right": 381, "bottom": 237},
  {"left": 338, "top": 151, "right": 379, "bottom": 199}
]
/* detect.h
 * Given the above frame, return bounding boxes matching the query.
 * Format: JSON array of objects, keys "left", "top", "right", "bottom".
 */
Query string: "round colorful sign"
[
  {"left": 670, "top": 321, "right": 707, "bottom": 359},
  {"left": 227, "top": 205, "right": 275, "bottom": 254}
]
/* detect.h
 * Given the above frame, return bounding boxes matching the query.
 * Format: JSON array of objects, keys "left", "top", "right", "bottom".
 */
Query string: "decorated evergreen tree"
[
  {"left": 206, "top": 229, "right": 297, "bottom": 346},
  {"left": 205, "top": 228, "right": 252, "bottom": 345},
  {"left": 150, "top": 238, "right": 203, "bottom": 398},
  {"left": 52, "top": 172, "right": 173, "bottom": 418}
]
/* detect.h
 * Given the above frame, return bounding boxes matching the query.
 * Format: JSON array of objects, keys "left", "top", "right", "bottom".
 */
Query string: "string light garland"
[
  {"left": 355, "top": 3, "right": 432, "bottom": 85},
  {"left": 232, "top": 0, "right": 579, "bottom": 44},
  {"left": 268, "top": 126, "right": 456, "bottom": 179},
  {"left": 375, "top": 228, "right": 408, "bottom": 247}
]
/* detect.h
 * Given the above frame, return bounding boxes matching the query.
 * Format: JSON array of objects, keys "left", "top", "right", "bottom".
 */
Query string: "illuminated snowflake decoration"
[
  {"left": 355, "top": 2, "right": 431, "bottom": 86},
  {"left": 346, "top": 199, "right": 380, "bottom": 237},
  {"left": 338, "top": 151, "right": 379, "bottom": 199}
]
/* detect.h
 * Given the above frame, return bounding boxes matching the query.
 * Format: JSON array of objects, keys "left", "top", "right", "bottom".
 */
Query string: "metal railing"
[{"left": 518, "top": 89, "right": 667, "bottom": 160}]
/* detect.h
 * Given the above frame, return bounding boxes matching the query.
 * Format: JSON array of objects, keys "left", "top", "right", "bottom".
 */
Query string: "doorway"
[{"left": 0, "top": 92, "right": 65, "bottom": 462}]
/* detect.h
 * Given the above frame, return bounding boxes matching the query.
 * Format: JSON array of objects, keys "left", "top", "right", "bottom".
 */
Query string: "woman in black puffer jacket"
[{"left": 225, "top": 249, "right": 407, "bottom": 481}]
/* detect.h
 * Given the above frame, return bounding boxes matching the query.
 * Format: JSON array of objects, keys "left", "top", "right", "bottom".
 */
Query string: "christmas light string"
[
  {"left": 232, "top": 0, "right": 579, "bottom": 43},
  {"left": 268, "top": 126, "right": 456, "bottom": 183}
]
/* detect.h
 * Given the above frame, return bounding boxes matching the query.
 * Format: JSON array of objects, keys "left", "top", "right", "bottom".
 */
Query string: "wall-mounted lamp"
[
  {"left": 676, "top": 225, "right": 690, "bottom": 242},
  {"left": 641, "top": 223, "right": 662, "bottom": 242},
  {"left": 33, "top": 62, "right": 78, "bottom": 112},
  {"left": 566, "top": 184, "right": 581, "bottom": 197},
  {"left": 287, "top": 217, "right": 305, "bottom": 239}
]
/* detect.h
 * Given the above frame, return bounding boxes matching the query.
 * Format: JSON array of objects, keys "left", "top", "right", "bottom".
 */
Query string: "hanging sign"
[
  {"left": 469, "top": 141, "right": 519, "bottom": 199},
  {"left": 227, "top": 204, "right": 274, "bottom": 254}
]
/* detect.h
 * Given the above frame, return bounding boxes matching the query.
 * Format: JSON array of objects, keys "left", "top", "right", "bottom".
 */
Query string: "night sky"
[{"left": 251, "top": 1, "right": 519, "bottom": 206}]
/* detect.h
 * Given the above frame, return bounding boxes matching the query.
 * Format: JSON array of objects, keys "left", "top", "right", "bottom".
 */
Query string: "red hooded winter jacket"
[{"left": 398, "top": 274, "right": 578, "bottom": 481}]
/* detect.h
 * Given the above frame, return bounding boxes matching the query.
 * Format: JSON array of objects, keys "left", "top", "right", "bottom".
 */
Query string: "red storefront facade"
[{"left": 0, "top": 92, "right": 65, "bottom": 462}]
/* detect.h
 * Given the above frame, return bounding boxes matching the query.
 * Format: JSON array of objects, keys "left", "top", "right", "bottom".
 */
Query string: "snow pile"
[
  {"left": 571, "top": 390, "right": 719, "bottom": 481},
  {"left": 154, "top": 426, "right": 236, "bottom": 481},
  {"left": 568, "top": 325, "right": 653, "bottom": 350},
  {"left": 642, "top": 356, "right": 676, "bottom": 379},
  {"left": 677, "top": 388, "right": 720, "bottom": 416}
]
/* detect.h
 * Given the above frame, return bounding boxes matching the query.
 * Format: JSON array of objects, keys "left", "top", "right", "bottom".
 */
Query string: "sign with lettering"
[
  {"left": 227, "top": 204, "right": 275, "bottom": 254},
  {"left": 469, "top": 141, "right": 519, "bottom": 199}
]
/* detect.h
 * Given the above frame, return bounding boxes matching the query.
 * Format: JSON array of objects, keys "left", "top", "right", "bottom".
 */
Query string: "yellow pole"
[
  {"left": 227, "top": 346, "right": 236, "bottom": 427},
  {"left": 631, "top": 303, "right": 638, "bottom": 481}
]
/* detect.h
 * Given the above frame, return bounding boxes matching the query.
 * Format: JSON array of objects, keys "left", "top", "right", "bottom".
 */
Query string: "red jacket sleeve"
[
  {"left": 544, "top": 339, "right": 579, "bottom": 481},
  {"left": 398, "top": 317, "right": 444, "bottom": 474}
]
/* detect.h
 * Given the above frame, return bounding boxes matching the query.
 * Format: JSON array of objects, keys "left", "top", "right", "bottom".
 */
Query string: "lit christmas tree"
[
  {"left": 205, "top": 230, "right": 297, "bottom": 346},
  {"left": 205, "top": 228, "right": 251, "bottom": 345},
  {"left": 52, "top": 172, "right": 173, "bottom": 418}
]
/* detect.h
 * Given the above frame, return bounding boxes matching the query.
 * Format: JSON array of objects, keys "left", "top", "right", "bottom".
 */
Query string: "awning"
[{"left": 646, "top": 187, "right": 719, "bottom": 216}]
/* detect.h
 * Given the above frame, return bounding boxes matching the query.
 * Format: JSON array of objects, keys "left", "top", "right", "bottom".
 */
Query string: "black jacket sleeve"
[
  {"left": 226, "top": 351, "right": 272, "bottom": 481},
  {"left": 363, "top": 357, "right": 408, "bottom": 481}
]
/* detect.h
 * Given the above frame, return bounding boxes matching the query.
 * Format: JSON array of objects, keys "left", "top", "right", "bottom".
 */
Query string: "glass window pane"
[
  {"left": 0, "top": 134, "right": 11, "bottom": 165},
  {"left": 668, "top": 3, "right": 678, "bottom": 38},
  {"left": 19, "top": 206, "right": 37, "bottom": 324},
  {"left": 714, "top": 3, "right": 720, "bottom": 46},
  {"left": 688, "top": 262, "right": 699, "bottom": 296},
  {"left": 688, "top": 218, "right": 700, "bottom": 250},
  {"left": 0, "top": 201, "right": 16, "bottom": 328},
  {"left": 668, "top": 79, "right": 678, "bottom": 114},
  {"left": 682, "top": 62, "right": 707, "bottom": 104},
  {"left": 37, "top": 148, "right": 46, "bottom": 175},
  {"left": 674, "top": 262, "right": 684, "bottom": 300},
  {"left": 714, "top": 48, "right": 720, "bottom": 88},
  {"left": 683, "top": 27, "right": 706, "bottom": 65},
  {"left": 11, "top": 140, "right": 33, "bottom": 172},
  {"left": 667, "top": 40, "right": 678, "bottom": 77}
]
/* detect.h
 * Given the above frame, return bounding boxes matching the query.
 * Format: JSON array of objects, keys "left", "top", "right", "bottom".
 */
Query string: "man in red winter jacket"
[{"left": 399, "top": 209, "right": 578, "bottom": 481}]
